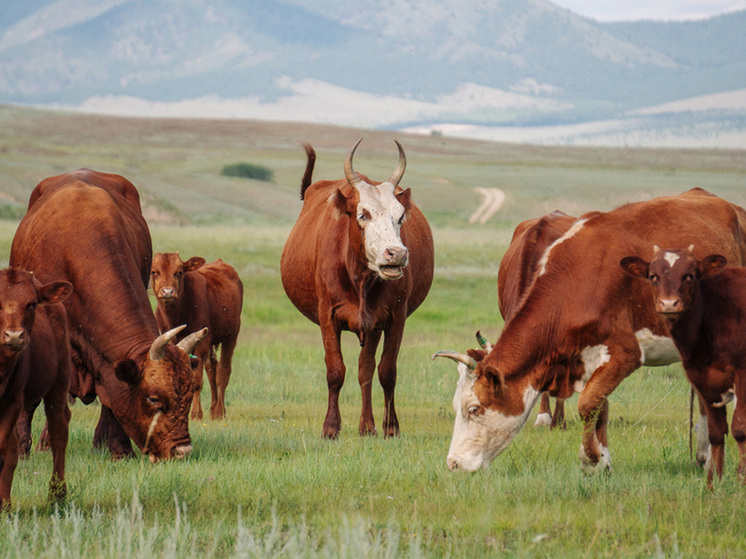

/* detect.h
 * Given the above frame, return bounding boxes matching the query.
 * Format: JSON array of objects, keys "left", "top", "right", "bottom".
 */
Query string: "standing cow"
[
  {"left": 10, "top": 169, "right": 206, "bottom": 462},
  {"left": 621, "top": 247, "right": 746, "bottom": 489},
  {"left": 150, "top": 252, "right": 243, "bottom": 420},
  {"left": 281, "top": 139, "right": 434, "bottom": 438},
  {"left": 434, "top": 188, "right": 746, "bottom": 473},
  {"left": 0, "top": 269, "right": 71, "bottom": 511}
]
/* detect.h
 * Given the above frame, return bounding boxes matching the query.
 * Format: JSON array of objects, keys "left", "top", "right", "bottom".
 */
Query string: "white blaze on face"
[
  {"left": 663, "top": 251, "right": 680, "bottom": 268},
  {"left": 574, "top": 344, "right": 610, "bottom": 393},
  {"left": 355, "top": 181, "right": 407, "bottom": 279},
  {"left": 447, "top": 364, "right": 540, "bottom": 472},
  {"left": 537, "top": 218, "right": 587, "bottom": 277}
]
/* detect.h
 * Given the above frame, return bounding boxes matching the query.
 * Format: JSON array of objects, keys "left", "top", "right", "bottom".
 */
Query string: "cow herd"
[{"left": 1, "top": 139, "right": 745, "bottom": 510}]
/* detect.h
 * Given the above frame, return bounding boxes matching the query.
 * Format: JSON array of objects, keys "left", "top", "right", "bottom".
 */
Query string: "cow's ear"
[
  {"left": 331, "top": 187, "right": 353, "bottom": 218},
  {"left": 482, "top": 364, "right": 506, "bottom": 396},
  {"left": 37, "top": 281, "right": 73, "bottom": 306},
  {"left": 183, "top": 257, "right": 206, "bottom": 272},
  {"left": 620, "top": 256, "right": 649, "bottom": 279},
  {"left": 395, "top": 187, "right": 412, "bottom": 211},
  {"left": 466, "top": 349, "right": 487, "bottom": 362},
  {"left": 698, "top": 254, "right": 727, "bottom": 279},
  {"left": 115, "top": 359, "right": 142, "bottom": 385}
]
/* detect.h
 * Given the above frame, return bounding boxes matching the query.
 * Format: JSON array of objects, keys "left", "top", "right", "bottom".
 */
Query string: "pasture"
[{"left": 1, "top": 105, "right": 746, "bottom": 557}]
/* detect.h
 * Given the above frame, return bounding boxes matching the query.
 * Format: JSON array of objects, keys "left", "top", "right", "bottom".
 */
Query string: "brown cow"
[
  {"left": 497, "top": 210, "right": 580, "bottom": 429},
  {"left": 621, "top": 247, "right": 746, "bottom": 489},
  {"left": 281, "top": 139, "right": 434, "bottom": 438},
  {"left": 434, "top": 188, "right": 746, "bottom": 473},
  {"left": 0, "top": 269, "right": 72, "bottom": 510},
  {"left": 10, "top": 169, "right": 206, "bottom": 462},
  {"left": 150, "top": 252, "right": 243, "bottom": 420}
]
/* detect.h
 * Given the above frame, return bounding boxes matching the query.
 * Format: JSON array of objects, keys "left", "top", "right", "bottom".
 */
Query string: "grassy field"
[{"left": 1, "top": 105, "right": 746, "bottom": 557}]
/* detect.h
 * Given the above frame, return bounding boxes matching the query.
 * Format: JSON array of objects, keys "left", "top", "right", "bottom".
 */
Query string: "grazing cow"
[
  {"left": 281, "top": 139, "right": 434, "bottom": 438},
  {"left": 498, "top": 210, "right": 580, "bottom": 429},
  {"left": 0, "top": 269, "right": 72, "bottom": 510},
  {"left": 621, "top": 246, "right": 746, "bottom": 489},
  {"left": 10, "top": 169, "right": 207, "bottom": 462},
  {"left": 150, "top": 252, "right": 243, "bottom": 420},
  {"left": 433, "top": 188, "right": 746, "bottom": 473}
]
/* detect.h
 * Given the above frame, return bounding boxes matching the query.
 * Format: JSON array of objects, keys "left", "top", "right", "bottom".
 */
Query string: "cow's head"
[
  {"left": 0, "top": 268, "right": 71, "bottom": 359},
  {"left": 151, "top": 252, "right": 206, "bottom": 303},
  {"left": 113, "top": 325, "right": 207, "bottom": 462},
  {"left": 335, "top": 139, "right": 411, "bottom": 280},
  {"left": 433, "top": 332, "right": 541, "bottom": 472},
  {"left": 620, "top": 245, "right": 727, "bottom": 323}
]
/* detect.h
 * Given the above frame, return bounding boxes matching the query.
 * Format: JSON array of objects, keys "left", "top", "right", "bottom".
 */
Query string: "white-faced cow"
[
  {"left": 151, "top": 252, "right": 243, "bottom": 420},
  {"left": 434, "top": 188, "right": 746, "bottom": 473},
  {"left": 10, "top": 169, "right": 207, "bottom": 462},
  {"left": 281, "top": 139, "right": 434, "bottom": 438},
  {"left": 621, "top": 246, "right": 746, "bottom": 489},
  {"left": 0, "top": 268, "right": 72, "bottom": 511}
]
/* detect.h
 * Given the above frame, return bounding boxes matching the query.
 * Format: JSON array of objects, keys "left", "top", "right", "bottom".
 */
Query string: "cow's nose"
[
  {"left": 657, "top": 298, "right": 682, "bottom": 314},
  {"left": 159, "top": 288, "right": 175, "bottom": 299},
  {"left": 174, "top": 444, "right": 193, "bottom": 459},
  {"left": 447, "top": 457, "right": 459, "bottom": 472},
  {"left": 3, "top": 329, "right": 25, "bottom": 346},
  {"left": 384, "top": 246, "right": 409, "bottom": 265}
]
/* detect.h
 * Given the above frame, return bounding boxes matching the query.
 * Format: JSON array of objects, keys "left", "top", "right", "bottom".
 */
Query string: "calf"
[
  {"left": 151, "top": 253, "right": 243, "bottom": 420},
  {"left": 0, "top": 269, "right": 72, "bottom": 510},
  {"left": 621, "top": 246, "right": 746, "bottom": 488}
]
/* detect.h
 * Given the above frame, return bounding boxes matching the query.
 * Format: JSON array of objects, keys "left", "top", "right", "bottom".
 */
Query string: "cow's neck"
[{"left": 669, "top": 292, "right": 705, "bottom": 363}]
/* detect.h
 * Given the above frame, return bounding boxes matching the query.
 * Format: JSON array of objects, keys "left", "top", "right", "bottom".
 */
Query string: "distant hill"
[{"left": 1, "top": 0, "right": 745, "bottom": 146}]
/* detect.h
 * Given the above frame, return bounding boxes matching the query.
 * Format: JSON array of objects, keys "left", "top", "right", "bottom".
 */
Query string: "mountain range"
[{"left": 1, "top": 0, "right": 745, "bottom": 147}]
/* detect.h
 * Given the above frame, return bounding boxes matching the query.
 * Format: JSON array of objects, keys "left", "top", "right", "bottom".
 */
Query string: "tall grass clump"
[{"left": 220, "top": 163, "right": 273, "bottom": 182}]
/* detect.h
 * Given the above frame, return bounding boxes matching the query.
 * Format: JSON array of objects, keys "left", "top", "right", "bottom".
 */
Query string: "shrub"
[{"left": 220, "top": 162, "right": 273, "bottom": 182}]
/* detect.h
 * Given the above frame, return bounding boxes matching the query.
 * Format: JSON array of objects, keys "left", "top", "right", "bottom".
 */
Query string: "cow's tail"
[{"left": 299, "top": 142, "right": 316, "bottom": 201}]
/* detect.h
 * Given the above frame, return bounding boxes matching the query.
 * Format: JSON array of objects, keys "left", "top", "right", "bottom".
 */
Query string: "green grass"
[{"left": 1, "top": 105, "right": 746, "bottom": 557}]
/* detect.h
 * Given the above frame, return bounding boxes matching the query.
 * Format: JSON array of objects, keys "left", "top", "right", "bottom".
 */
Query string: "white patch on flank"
[
  {"left": 537, "top": 218, "right": 587, "bottom": 276},
  {"left": 574, "top": 344, "right": 610, "bottom": 393},
  {"left": 664, "top": 251, "right": 680, "bottom": 268},
  {"left": 635, "top": 328, "right": 680, "bottom": 366},
  {"left": 447, "top": 374, "right": 541, "bottom": 472},
  {"left": 534, "top": 412, "right": 552, "bottom": 427}
]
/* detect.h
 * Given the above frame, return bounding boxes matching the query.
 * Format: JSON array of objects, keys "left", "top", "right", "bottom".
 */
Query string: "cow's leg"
[
  {"left": 551, "top": 398, "right": 567, "bottom": 430},
  {"left": 213, "top": 338, "right": 237, "bottom": 420},
  {"left": 17, "top": 402, "right": 41, "bottom": 458},
  {"left": 42, "top": 379, "right": 70, "bottom": 502},
  {"left": 705, "top": 404, "right": 728, "bottom": 490},
  {"left": 358, "top": 329, "right": 382, "bottom": 436},
  {"left": 577, "top": 341, "right": 639, "bottom": 474},
  {"left": 731, "top": 376, "right": 746, "bottom": 483},
  {"left": 93, "top": 406, "right": 135, "bottom": 459},
  {"left": 320, "top": 316, "right": 345, "bottom": 439},
  {"left": 695, "top": 391, "right": 710, "bottom": 467},
  {"left": 534, "top": 393, "right": 552, "bottom": 427},
  {"left": 378, "top": 320, "right": 405, "bottom": 438},
  {"left": 191, "top": 348, "right": 206, "bottom": 421},
  {"left": 0, "top": 401, "right": 22, "bottom": 512},
  {"left": 206, "top": 349, "right": 219, "bottom": 420}
]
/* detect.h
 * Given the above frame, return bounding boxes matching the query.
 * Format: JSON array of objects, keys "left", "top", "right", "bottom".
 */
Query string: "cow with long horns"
[{"left": 281, "top": 139, "right": 434, "bottom": 438}]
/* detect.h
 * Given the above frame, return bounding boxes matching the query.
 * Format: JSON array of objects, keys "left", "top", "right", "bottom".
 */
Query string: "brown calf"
[
  {"left": 151, "top": 253, "right": 243, "bottom": 420},
  {"left": 621, "top": 246, "right": 746, "bottom": 489},
  {"left": 0, "top": 269, "right": 71, "bottom": 511}
]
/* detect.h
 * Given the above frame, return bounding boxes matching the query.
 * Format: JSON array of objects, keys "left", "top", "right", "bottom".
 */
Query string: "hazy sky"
[{"left": 550, "top": 0, "right": 746, "bottom": 21}]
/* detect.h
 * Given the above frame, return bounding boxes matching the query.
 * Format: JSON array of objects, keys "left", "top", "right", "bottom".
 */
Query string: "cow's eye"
[
  {"left": 146, "top": 396, "right": 161, "bottom": 408},
  {"left": 175, "top": 271, "right": 183, "bottom": 279},
  {"left": 467, "top": 405, "right": 480, "bottom": 417},
  {"left": 683, "top": 274, "right": 695, "bottom": 282},
  {"left": 357, "top": 210, "right": 371, "bottom": 222},
  {"left": 26, "top": 302, "right": 37, "bottom": 312},
  {"left": 649, "top": 274, "right": 659, "bottom": 284}
]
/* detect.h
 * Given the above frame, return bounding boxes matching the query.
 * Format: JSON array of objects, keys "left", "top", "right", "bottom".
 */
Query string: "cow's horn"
[
  {"left": 149, "top": 325, "right": 187, "bottom": 361},
  {"left": 177, "top": 327, "right": 208, "bottom": 355},
  {"left": 475, "top": 330, "right": 493, "bottom": 352},
  {"left": 344, "top": 138, "right": 364, "bottom": 189},
  {"left": 386, "top": 139, "right": 406, "bottom": 188},
  {"left": 431, "top": 350, "right": 477, "bottom": 370}
]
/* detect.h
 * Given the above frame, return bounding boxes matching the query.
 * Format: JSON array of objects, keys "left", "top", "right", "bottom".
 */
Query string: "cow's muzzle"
[
  {"left": 2, "top": 329, "right": 27, "bottom": 351},
  {"left": 378, "top": 247, "right": 409, "bottom": 279}
]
